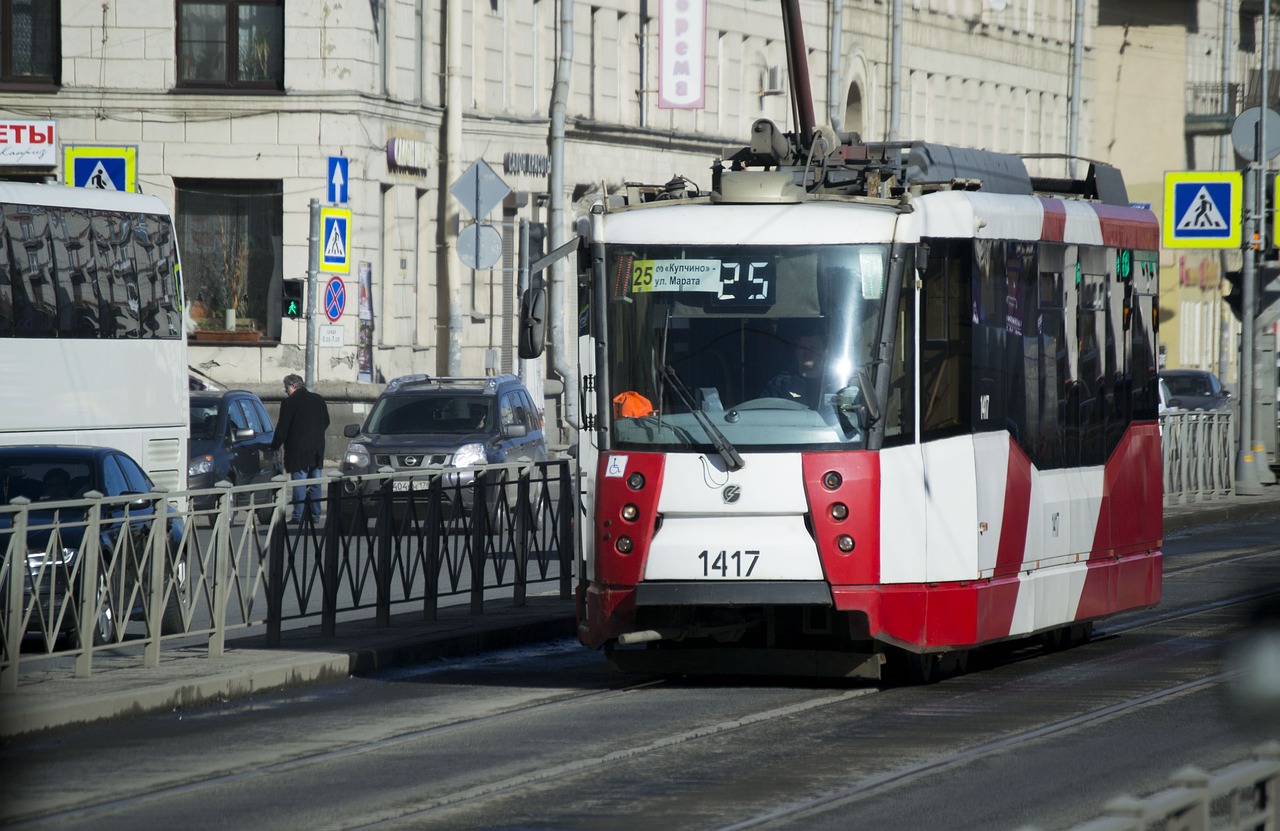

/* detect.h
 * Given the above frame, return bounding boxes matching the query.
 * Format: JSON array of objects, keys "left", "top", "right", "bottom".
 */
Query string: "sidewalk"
[{"left": 3, "top": 490, "right": 1278, "bottom": 738}]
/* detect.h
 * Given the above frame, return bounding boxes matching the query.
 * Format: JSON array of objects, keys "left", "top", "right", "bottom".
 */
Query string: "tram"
[{"left": 523, "top": 11, "right": 1161, "bottom": 681}]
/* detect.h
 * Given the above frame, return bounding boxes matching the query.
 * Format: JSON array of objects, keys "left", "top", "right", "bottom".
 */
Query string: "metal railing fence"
[
  {"left": 3, "top": 411, "right": 1252, "bottom": 688},
  {"left": 1161, "top": 411, "right": 1236, "bottom": 506},
  {"left": 1032, "top": 742, "right": 1280, "bottom": 831},
  {"left": 1, "top": 459, "right": 574, "bottom": 690}
]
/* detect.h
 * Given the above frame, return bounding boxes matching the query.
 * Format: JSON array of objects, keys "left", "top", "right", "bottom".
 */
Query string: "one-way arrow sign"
[{"left": 328, "top": 156, "right": 349, "bottom": 205}]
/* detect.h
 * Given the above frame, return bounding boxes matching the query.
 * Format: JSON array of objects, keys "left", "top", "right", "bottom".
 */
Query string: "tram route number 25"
[{"left": 698, "top": 549, "right": 760, "bottom": 578}]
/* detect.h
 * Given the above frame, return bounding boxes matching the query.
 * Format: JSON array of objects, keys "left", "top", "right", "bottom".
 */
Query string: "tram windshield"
[{"left": 604, "top": 243, "right": 890, "bottom": 452}]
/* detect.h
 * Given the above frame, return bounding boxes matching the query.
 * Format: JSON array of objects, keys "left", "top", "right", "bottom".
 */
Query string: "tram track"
[
  {"left": 712, "top": 671, "right": 1232, "bottom": 831},
  {"left": 11, "top": 545, "right": 1277, "bottom": 830}
]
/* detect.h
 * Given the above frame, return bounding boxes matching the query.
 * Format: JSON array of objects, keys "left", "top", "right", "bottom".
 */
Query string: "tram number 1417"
[{"left": 698, "top": 549, "right": 760, "bottom": 578}]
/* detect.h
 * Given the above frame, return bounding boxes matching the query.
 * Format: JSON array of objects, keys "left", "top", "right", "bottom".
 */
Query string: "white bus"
[{"left": 0, "top": 183, "right": 188, "bottom": 493}]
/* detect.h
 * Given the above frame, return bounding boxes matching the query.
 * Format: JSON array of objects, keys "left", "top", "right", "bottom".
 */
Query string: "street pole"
[
  {"left": 1235, "top": 0, "right": 1272, "bottom": 494},
  {"left": 1238, "top": 165, "right": 1262, "bottom": 494},
  {"left": 306, "top": 198, "right": 319, "bottom": 389}
]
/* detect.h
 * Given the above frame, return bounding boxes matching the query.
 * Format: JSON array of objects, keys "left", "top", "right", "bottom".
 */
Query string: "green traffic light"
[{"left": 286, "top": 300, "right": 299, "bottom": 318}]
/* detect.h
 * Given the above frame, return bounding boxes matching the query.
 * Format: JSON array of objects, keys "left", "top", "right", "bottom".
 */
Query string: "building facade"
[
  {"left": 2, "top": 0, "right": 1096, "bottom": 417},
  {"left": 1095, "top": 0, "right": 1280, "bottom": 386}
]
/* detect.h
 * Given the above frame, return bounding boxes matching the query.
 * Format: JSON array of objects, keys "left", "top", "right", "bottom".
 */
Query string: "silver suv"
[{"left": 339, "top": 375, "right": 547, "bottom": 523}]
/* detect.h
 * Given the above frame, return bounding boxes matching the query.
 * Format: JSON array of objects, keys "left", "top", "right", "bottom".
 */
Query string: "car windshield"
[
  {"left": 366, "top": 394, "right": 495, "bottom": 435},
  {"left": 1164, "top": 375, "right": 1212, "bottom": 397},
  {"left": 190, "top": 402, "right": 220, "bottom": 439},
  {"left": 0, "top": 459, "right": 94, "bottom": 502}
]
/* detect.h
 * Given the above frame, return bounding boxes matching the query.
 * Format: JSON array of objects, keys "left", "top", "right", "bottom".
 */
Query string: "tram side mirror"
[
  {"left": 518, "top": 283, "right": 547, "bottom": 359},
  {"left": 915, "top": 243, "right": 930, "bottom": 273},
  {"left": 833, "top": 368, "right": 882, "bottom": 431}
]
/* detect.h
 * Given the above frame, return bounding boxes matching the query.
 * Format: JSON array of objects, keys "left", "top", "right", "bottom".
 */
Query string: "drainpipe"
[
  {"left": 1067, "top": 0, "right": 1085, "bottom": 178},
  {"left": 889, "top": 0, "right": 902, "bottom": 141},
  {"left": 442, "top": 0, "right": 463, "bottom": 375},
  {"left": 549, "top": 0, "right": 580, "bottom": 433},
  {"left": 828, "top": 0, "right": 843, "bottom": 132}
]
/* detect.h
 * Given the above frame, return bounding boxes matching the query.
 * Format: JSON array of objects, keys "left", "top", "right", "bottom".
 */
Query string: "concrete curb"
[
  {"left": 1164, "top": 496, "right": 1280, "bottom": 532},
  {"left": 0, "top": 651, "right": 350, "bottom": 737}
]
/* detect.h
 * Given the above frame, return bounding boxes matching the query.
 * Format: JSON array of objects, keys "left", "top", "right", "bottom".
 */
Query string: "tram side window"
[
  {"left": 920, "top": 240, "right": 971, "bottom": 439},
  {"left": 1003, "top": 243, "right": 1039, "bottom": 459},
  {"left": 971, "top": 241, "right": 1007, "bottom": 437},
  {"left": 1036, "top": 263, "right": 1066, "bottom": 469},
  {"left": 1078, "top": 249, "right": 1109, "bottom": 466},
  {"left": 882, "top": 255, "right": 916, "bottom": 447},
  {"left": 1128, "top": 253, "right": 1159, "bottom": 420}
]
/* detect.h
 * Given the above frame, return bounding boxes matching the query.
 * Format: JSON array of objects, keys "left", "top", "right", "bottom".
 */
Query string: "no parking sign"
[{"left": 324, "top": 276, "right": 346, "bottom": 322}]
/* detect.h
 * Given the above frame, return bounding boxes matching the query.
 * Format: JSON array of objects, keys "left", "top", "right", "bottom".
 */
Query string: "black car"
[
  {"left": 340, "top": 375, "right": 548, "bottom": 523},
  {"left": 1160, "top": 369, "right": 1233, "bottom": 412},
  {"left": 0, "top": 445, "right": 186, "bottom": 647},
  {"left": 188, "top": 389, "right": 277, "bottom": 520}
]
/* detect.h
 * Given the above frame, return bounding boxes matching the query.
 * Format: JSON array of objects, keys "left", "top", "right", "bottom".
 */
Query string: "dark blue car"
[
  {"left": 188, "top": 390, "right": 277, "bottom": 521},
  {"left": 0, "top": 445, "right": 187, "bottom": 647}
]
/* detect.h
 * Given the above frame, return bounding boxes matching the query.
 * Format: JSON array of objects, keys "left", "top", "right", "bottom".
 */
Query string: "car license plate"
[{"left": 391, "top": 479, "right": 431, "bottom": 492}]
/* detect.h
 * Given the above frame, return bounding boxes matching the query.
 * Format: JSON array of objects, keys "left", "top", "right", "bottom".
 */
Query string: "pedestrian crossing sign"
[
  {"left": 1163, "top": 171, "right": 1242, "bottom": 249},
  {"left": 320, "top": 206, "right": 351, "bottom": 273},
  {"left": 64, "top": 146, "right": 137, "bottom": 192}
]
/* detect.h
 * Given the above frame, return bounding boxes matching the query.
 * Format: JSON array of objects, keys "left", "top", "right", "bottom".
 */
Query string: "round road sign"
[{"left": 324, "top": 276, "right": 346, "bottom": 322}]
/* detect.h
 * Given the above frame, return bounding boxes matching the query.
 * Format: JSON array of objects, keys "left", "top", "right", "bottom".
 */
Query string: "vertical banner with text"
[
  {"left": 357, "top": 261, "right": 374, "bottom": 382},
  {"left": 658, "top": 0, "right": 706, "bottom": 109}
]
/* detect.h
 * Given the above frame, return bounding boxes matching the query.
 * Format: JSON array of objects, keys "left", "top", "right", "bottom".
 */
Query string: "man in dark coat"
[{"left": 271, "top": 373, "right": 330, "bottom": 522}]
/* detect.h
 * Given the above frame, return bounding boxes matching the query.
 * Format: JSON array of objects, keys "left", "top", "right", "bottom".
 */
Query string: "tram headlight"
[
  {"left": 626, "top": 472, "right": 645, "bottom": 491},
  {"left": 621, "top": 503, "right": 640, "bottom": 522},
  {"left": 830, "top": 502, "right": 849, "bottom": 521},
  {"left": 836, "top": 534, "right": 855, "bottom": 553},
  {"left": 615, "top": 535, "right": 634, "bottom": 554},
  {"left": 822, "top": 471, "right": 842, "bottom": 490}
]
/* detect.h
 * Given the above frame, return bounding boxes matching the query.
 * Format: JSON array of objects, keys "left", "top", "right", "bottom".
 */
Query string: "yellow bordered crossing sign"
[
  {"left": 1163, "top": 171, "right": 1242, "bottom": 249},
  {"left": 64, "top": 145, "right": 137, "bottom": 192},
  {"left": 320, "top": 206, "right": 351, "bottom": 273}
]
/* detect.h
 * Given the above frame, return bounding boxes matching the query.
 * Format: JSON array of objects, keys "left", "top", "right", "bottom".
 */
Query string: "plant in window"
[
  {"left": 246, "top": 30, "right": 273, "bottom": 82},
  {"left": 220, "top": 216, "right": 250, "bottom": 328}
]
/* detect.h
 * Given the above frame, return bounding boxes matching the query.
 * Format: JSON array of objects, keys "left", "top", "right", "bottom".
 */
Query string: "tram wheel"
[{"left": 887, "top": 649, "right": 939, "bottom": 685}]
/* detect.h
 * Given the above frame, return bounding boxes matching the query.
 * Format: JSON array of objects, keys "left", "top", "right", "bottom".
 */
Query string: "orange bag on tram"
[{"left": 612, "top": 391, "right": 655, "bottom": 419}]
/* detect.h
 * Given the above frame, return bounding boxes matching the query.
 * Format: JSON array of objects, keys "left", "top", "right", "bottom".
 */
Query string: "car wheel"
[
  {"left": 76, "top": 572, "right": 117, "bottom": 648},
  {"left": 161, "top": 556, "right": 187, "bottom": 636}
]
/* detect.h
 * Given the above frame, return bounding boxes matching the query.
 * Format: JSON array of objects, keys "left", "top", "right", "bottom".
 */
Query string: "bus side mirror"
[{"left": 518, "top": 284, "right": 547, "bottom": 359}]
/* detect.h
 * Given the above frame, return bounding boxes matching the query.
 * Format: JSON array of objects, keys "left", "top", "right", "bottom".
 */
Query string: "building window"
[
  {"left": 175, "top": 180, "right": 283, "bottom": 340},
  {"left": 176, "top": 1, "right": 283, "bottom": 90},
  {"left": 0, "top": 0, "right": 60, "bottom": 89}
]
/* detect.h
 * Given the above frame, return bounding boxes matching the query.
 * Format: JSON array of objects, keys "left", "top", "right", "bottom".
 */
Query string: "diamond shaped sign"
[{"left": 450, "top": 158, "right": 511, "bottom": 220}]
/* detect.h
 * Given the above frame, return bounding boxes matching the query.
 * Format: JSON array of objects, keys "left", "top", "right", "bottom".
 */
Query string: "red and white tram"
[{"left": 548, "top": 126, "right": 1162, "bottom": 680}]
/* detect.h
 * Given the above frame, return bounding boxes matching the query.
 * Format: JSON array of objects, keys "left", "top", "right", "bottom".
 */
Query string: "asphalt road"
[{"left": 2, "top": 512, "right": 1277, "bottom": 831}]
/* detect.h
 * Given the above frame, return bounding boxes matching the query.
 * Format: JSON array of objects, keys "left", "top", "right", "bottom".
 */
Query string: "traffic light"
[
  {"left": 282, "top": 279, "right": 303, "bottom": 319},
  {"left": 1223, "top": 264, "right": 1280, "bottom": 322},
  {"left": 528, "top": 222, "right": 547, "bottom": 259}
]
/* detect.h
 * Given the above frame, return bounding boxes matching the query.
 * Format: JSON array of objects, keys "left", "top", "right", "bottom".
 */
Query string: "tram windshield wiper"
[{"left": 659, "top": 363, "right": 745, "bottom": 472}]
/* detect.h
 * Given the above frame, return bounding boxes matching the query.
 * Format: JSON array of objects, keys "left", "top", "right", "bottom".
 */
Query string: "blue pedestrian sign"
[
  {"left": 320, "top": 206, "right": 351, "bottom": 273},
  {"left": 64, "top": 146, "right": 137, "bottom": 192},
  {"left": 324, "top": 276, "right": 346, "bottom": 322},
  {"left": 327, "top": 156, "right": 349, "bottom": 205},
  {"left": 1163, "top": 171, "right": 1242, "bottom": 249}
]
